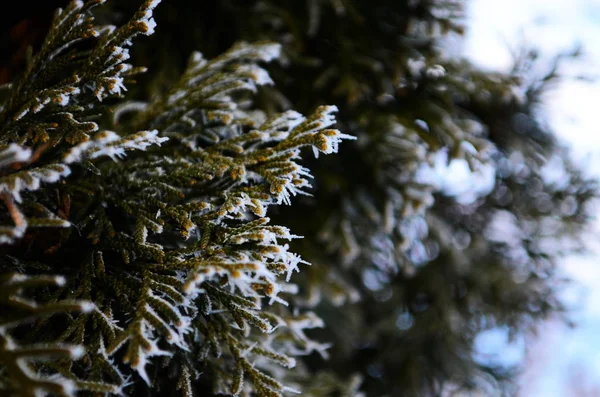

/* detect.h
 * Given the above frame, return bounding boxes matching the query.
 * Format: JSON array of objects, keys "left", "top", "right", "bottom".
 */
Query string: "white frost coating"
[
  {"left": 273, "top": 161, "right": 313, "bottom": 206},
  {"left": 108, "top": 46, "right": 130, "bottom": 63},
  {"left": 65, "top": 130, "right": 168, "bottom": 163},
  {"left": 191, "top": 51, "right": 204, "bottom": 63},
  {"left": 138, "top": 224, "right": 148, "bottom": 244},
  {"left": 54, "top": 378, "right": 78, "bottom": 397},
  {"left": 414, "top": 119, "right": 429, "bottom": 132},
  {"left": 240, "top": 106, "right": 356, "bottom": 210},
  {"left": 63, "top": 142, "right": 93, "bottom": 164},
  {"left": 141, "top": 18, "right": 157, "bottom": 35},
  {"left": 317, "top": 105, "right": 338, "bottom": 128},
  {"left": 54, "top": 275, "right": 67, "bottom": 286},
  {"left": 0, "top": 164, "right": 72, "bottom": 203},
  {"left": 426, "top": 64, "right": 446, "bottom": 79},
  {"left": 112, "top": 101, "right": 148, "bottom": 123},
  {"left": 118, "top": 63, "right": 132, "bottom": 75},
  {"left": 260, "top": 110, "right": 305, "bottom": 138},
  {"left": 0, "top": 144, "right": 32, "bottom": 167},
  {"left": 407, "top": 57, "right": 426, "bottom": 76},
  {"left": 69, "top": 345, "right": 86, "bottom": 359},
  {"left": 275, "top": 106, "right": 355, "bottom": 160},
  {"left": 107, "top": 77, "right": 127, "bottom": 96},
  {"left": 56, "top": 93, "right": 70, "bottom": 106},
  {"left": 147, "top": 290, "right": 193, "bottom": 338},
  {"left": 145, "top": 0, "right": 161, "bottom": 10},
  {"left": 93, "top": 130, "right": 120, "bottom": 144},
  {"left": 255, "top": 238, "right": 307, "bottom": 283},
  {"left": 32, "top": 97, "right": 51, "bottom": 113},
  {"left": 284, "top": 312, "right": 331, "bottom": 359},
  {"left": 54, "top": 0, "right": 84, "bottom": 31},
  {"left": 282, "top": 386, "right": 301, "bottom": 395},
  {"left": 78, "top": 301, "right": 96, "bottom": 313},
  {"left": 226, "top": 42, "right": 282, "bottom": 65},
  {"left": 115, "top": 130, "right": 168, "bottom": 152},
  {"left": 239, "top": 342, "right": 258, "bottom": 359},
  {"left": 139, "top": 0, "right": 161, "bottom": 36},
  {"left": 256, "top": 42, "right": 281, "bottom": 62},
  {"left": 312, "top": 130, "right": 357, "bottom": 158},
  {"left": 187, "top": 51, "right": 208, "bottom": 73},
  {"left": 167, "top": 90, "right": 187, "bottom": 105},
  {"left": 14, "top": 109, "right": 29, "bottom": 121},
  {"left": 91, "top": 0, "right": 160, "bottom": 103},
  {"left": 94, "top": 85, "right": 106, "bottom": 101},
  {"left": 181, "top": 220, "right": 308, "bottom": 308},
  {"left": 133, "top": 334, "right": 171, "bottom": 385},
  {"left": 235, "top": 64, "right": 274, "bottom": 86},
  {"left": 95, "top": 307, "right": 124, "bottom": 331},
  {"left": 144, "top": 304, "right": 186, "bottom": 348}
]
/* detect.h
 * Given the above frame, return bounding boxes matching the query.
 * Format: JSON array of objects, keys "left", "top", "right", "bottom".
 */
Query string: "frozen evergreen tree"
[{"left": 0, "top": 1, "right": 597, "bottom": 396}]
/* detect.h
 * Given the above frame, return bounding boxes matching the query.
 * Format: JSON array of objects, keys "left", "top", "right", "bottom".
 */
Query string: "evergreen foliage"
[{"left": 0, "top": 0, "right": 597, "bottom": 396}]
